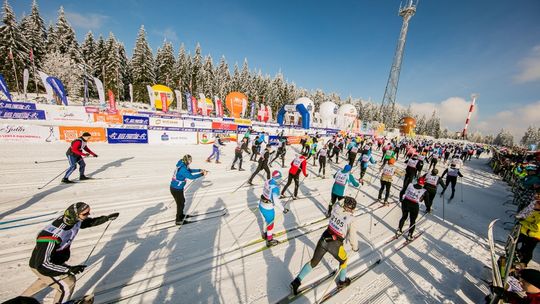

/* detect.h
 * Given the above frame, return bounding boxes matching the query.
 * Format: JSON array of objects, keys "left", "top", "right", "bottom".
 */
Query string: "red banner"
[
  {"left": 211, "top": 121, "right": 238, "bottom": 131},
  {"left": 108, "top": 90, "right": 117, "bottom": 114},
  {"left": 191, "top": 96, "right": 199, "bottom": 116},
  {"left": 160, "top": 92, "right": 168, "bottom": 113},
  {"left": 215, "top": 98, "right": 223, "bottom": 117}
]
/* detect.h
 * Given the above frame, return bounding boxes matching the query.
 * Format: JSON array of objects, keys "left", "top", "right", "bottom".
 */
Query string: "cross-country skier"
[
  {"left": 428, "top": 148, "right": 440, "bottom": 171},
  {"left": 307, "top": 141, "right": 318, "bottom": 166},
  {"left": 20, "top": 202, "right": 118, "bottom": 303},
  {"left": 421, "top": 168, "right": 445, "bottom": 213},
  {"left": 440, "top": 163, "right": 464, "bottom": 200},
  {"left": 258, "top": 170, "right": 289, "bottom": 247},
  {"left": 398, "top": 177, "right": 427, "bottom": 240},
  {"left": 206, "top": 135, "right": 226, "bottom": 164},
  {"left": 357, "top": 146, "right": 377, "bottom": 181},
  {"left": 270, "top": 136, "right": 287, "bottom": 167},
  {"left": 401, "top": 154, "right": 419, "bottom": 197},
  {"left": 416, "top": 151, "right": 426, "bottom": 178},
  {"left": 170, "top": 154, "right": 208, "bottom": 224},
  {"left": 378, "top": 158, "right": 401, "bottom": 205},
  {"left": 250, "top": 135, "right": 260, "bottom": 161},
  {"left": 62, "top": 132, "right": 98, "bottom": 183},
  {"left": 290, "top": 196, "right": 359, "bottom": 295},
  {"left": 516, "top": 193, "right": 540, "bottom": 267},
  {"left": 231, "top": 137, "right": 250, "bottom": 171},
  {"left": 317, "top": 144, "right": 329, "bottom": 178},
  {"left": 381, "top": 144, "right": 396, "bottom": 167},
  {"left": 280, "top": 153, "right": 308, "bottom": 199},
  {"left": 328, "top": 164, "right": 360, "bottom": 217},
  {"left": 346, "top": 139, "right": 360, "bottom": 167},
  {"left": 247, "top": 146, "right": 273, "bottom": 185}
]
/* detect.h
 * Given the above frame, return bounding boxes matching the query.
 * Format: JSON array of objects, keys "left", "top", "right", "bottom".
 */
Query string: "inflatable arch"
[{"left": 277, "top": 104, "right": 311, "bottom": 129}]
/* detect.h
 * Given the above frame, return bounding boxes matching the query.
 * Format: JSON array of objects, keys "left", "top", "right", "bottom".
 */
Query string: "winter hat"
[
  {"left": 344, "top": 165, "right": 352, "bottom": 172},
  {"left": 521, "top": 269, "right": 540, "bottom": 289},
  {"left": 389, "top": 158, "right": 396, "bottom": 165},
  {"left": 81, "top": 132, "right": 92, "bottom": 137},
  {"left": 417, "top": 177, "right": 426, "bottom": 186},
  {"left": 63, "top": 202, "right": 90, "bottom": 225},
  {"left": 272, "top": 170, "right": 282, "bottom": 180}
]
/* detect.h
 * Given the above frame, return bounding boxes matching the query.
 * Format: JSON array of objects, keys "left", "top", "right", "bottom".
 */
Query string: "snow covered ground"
[{"left": 0, "top": 141, "right": 535, "bottom": 303}]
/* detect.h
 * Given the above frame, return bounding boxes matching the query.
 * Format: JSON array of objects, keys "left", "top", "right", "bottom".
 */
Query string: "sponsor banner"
[
  {"left": 325, "top": 128, "right": 340, "bottom": 135},
  {"left": 37, "top": 104, "right": 89, "bottom": 123},
  {"left": 93, "top": 113, "right": 123, "bottom": 124},
  {"left": 119, "top": 108, "right": 139, "bottom": 115},
  {"left": 211, "top": 121, "right": 238, "bottom": 131},
  {"left": 197, "top": 131, "right": 237, "bottom": 144},
  {"left": 149, "top": 116, "right": 183, "bottom": 128},
  {"left": 0, "top": 124, "right": 59, "bottom": 143},
  {"left": 148, "top": 129, "right": 198, "bottom": 145},
  {"left": 0, "top": 108, "right": 46, "bottom": 120},
  {"left": 234, "top": 118, "right": 252, "bottom": 126},
  {"left": 148, "top": 126, "right": 198, "bottom": 132},
  {"left": 58, "top": 126, "right": 107, "bottom": 142},
  {"left": 183, "top": 118, "right": 212, "bottom": 130},
  {"left": 286, "top": 136, "right": 303, "bottom": 145},
  {"left": 123, "top": 115, "right": 149, "bottom": 126},
  {"left": 0, "top": 100, "right": 36, "bottom": 110},
  {"left": 107, "top": 128, "right": 148, "bottom": 144},
  {"left": 85, "top": 106, "right": 100, "bottom": 113}
]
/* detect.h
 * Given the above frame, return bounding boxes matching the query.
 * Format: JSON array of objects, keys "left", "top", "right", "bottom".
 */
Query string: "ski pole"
[
  {"left": 373, "top": 203, "right": 399, "bottom": 226},
  {"left": 442, "top": 193, "right": 445, "bottom": 222},
  {"left": 37, "top": 168, "right": 69, "bottom": 190},
  {"left": 317, "top": 266, "right": 342, "bottom": 304},
  {"left": 34, "top": 159, "right": 65, "bottom": 164},
  {"left": 83, "top": 220, "right": 112, "bottom": 265},
  {"left": 460, "top": 177, "right": 464, "bottom": 203}
]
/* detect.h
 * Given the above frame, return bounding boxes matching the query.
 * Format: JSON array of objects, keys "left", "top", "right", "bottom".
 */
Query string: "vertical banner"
[
  {"left": 107, "top": 90, "right": 117, "bottom": 113},
  {"left": 46, "top": 76, "right": 68, "bottom": 106},
  {"left": 199, "top": 93, "right": 207, "bottom": 116},
  {"left": 174, "top": 90, "right": 182, "bottom": 111},
  {"left": 83, "top": 77, "right": 88, "bottom": 106},
  {"left": 191, "top": 95, "right": 199, "bottom": 115},
  {"left": 0, "top": 74, "right": 13, "bottom": 102},
  {"left": 93, "top": 77, "right": 106, "bottom": 107},
  {"left": 250, "top": 101, "right": 256, "bottom": 120},
  {"left": 38, "top": 71, "right": 54, "bottom": 103},
  {"left": 214, "top": 96, "right": 223, "bottom": 117},
  {"left": 241, "top": 98, "right": 247, "bottom": 118},
  {"left": 184, "top": 92, "right": 193, "bottom": 114},
  {"left": 160, "top": 92, "right": 168, "bottom": 113},
  {"left": 146, "top": 85, "right": 155, "bottom": 110},
  {"left": 23, "top": 69, "right": 29, "bottom": 98},
  {"left": 129, "top": 83, "right": 133, "bottom": 103},
  {"left": 266, "top": 104, "right": 272, "bottom": 122}
]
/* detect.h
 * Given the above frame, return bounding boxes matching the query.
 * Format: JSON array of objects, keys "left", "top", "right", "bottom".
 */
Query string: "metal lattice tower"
[{"left": 380, "top": 0, "right": 418, "bottom": 128}]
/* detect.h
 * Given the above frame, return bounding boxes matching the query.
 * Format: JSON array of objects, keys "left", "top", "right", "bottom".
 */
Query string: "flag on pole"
[{"left": 8, "top": 48, "right": 13, "bottom": 60}]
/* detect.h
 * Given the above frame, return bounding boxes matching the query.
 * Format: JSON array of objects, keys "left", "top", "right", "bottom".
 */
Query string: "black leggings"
[
  {"left": 424, "top": 187, "right": 436, "bottom": 211},
  {"left": 170, "top": 186, "right": 185, "bottom": 221},
  {"left": 318, "top": 156, "right": 327, "bottom": 175},
  {"left": 248, "top": 162, "right": 270, "bottom": 182},
  {"left": 443, "top": 176, "right": 457, "bottom": 196},
  {"left": 378, "top": 180, "right": 392, "bottom": 202},
  {"left": 281, "top": 172, "right": 300, "bottom": 197},
  {"left": 310, "top": 230, "right": 347, "bottom": 268},
  {"left": 232, "top": 153, "right": 243, "bottom": 168},
  {"left": 398, "top": 200, "right": 420, "bottom": 235}
]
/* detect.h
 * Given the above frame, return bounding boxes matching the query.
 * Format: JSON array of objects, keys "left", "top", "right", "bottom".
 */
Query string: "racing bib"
[{"left": 334, "top": 171, "right": 348, "bottom": 186}]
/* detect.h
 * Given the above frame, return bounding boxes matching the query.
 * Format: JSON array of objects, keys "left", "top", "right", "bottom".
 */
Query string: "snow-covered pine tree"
[
  {"left": 520, "top": 126, "right": 540, "bottom": 148},
  {"left": 0, "top": 0, "right": 29, "bottom": 92},
  {"left": 130, "top": 25, "right": 155, "bottom": 104},
  {"left": 42, "top": 51, "right": 83, "bottom": 99},
  {"left": 93, "top": 35, "right": 106, "bottom": 80},
  {"left": 45, "top": 22, "right": 56, "bottom": 53},
  {"left": 213, "top": 55, "right": 230, "bottom": 99},
  {"left": 201, "top": 55, "right": 214, "bottom": 97},
  {"left": 230, "top": 63, "right": 241, "bottom": 93},
  {"left": 20, "top": 0, "right": 46, "bottom": 70},
  {"left": 191, "top": 43, "right": 203, "bottom": 94},
  {"left": 80, "top": 31, "right": 97, "bottom": 98},
  {"left": 118, "top": 43, "right": 131, "bottom": 101},
  {"left": 104, "top": 32, "right": 122, "bottom": 100},
  {"left": 239, "top": 58, "right": 252, "bottom": 98},
  {"left": 54, "top": 6, "right": 82, "bottom": 64},
  {"left": 155, "top": 40, "right": 175, "bottom": 88},
  {"left": 172, "top": 43, "right": 191, "bottom": 94},
  {"left": 493, "top": 129, "right": 514, "bottom": 147}
]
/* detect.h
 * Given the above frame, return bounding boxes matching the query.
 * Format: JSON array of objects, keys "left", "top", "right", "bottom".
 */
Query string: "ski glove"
[
  {"left": 108, "top": 212, "right": 119, "bottom": 221},
  {"left": 94, "top": 154, "right": 98, "bottom": 158},
  {"left": 68, "top": 264, "right": 87, "bottom": 275},
  {"left": 283, "top": 208, "right": 290, "bottom": 214}
]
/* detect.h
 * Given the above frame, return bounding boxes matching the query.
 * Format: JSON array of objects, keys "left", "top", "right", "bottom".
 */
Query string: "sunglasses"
[{"left": 79, "top": 211, "right": 90, "bottom": 216}]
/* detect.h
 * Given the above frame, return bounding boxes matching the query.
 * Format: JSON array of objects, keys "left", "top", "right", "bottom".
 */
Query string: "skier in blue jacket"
[
  {"left": 357, "top": 147, "right": 377, "bottom": 181},
  {"left": 170, "top": 154, "right": 207, "bottom": 224},
  {"left": 328, "top": 164, "right": 361, "bottom": 217}
]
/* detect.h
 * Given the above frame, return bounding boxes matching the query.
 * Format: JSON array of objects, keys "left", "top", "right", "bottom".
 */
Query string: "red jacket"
[
  {"left": 289, "top": 155, "right": 307, "bottom": 176},
  {"left": 68, "top": 138, "right": 96, "bottom": 157}
]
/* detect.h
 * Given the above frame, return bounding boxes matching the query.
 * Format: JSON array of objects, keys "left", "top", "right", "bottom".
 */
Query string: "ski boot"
[
  {"left": 216, "top": 160, "right": 221, "bottom": 164},
  {"left": 61, "top": 178, "right": 74, "bottom": 184},
  {"left": 261, "top": 232, "right": 267, "bottom": 240},
  {"left": 175, "top": 215, "right": 187, "bottom": 225},
  {"left": 231, "top": 166, "right": 237, "bottom": 170},
  {"left": 247, "top": 180, "right": 253, "bottom": 186},
  {"left": 206, "top": 158, "right": 211, "bottom": 163},
  {"left": 290, "top": 277, "right": 301, "bottom": 295},
  {"left": 79, "top": 175, "right": 91, "bottom": 180},
  {"left": 336, "top": 278, "right": 351, "bottom": 289},
  {"left": 406, "top": 233, "right": 414, "bottom": 241},
  {"left": 292, "top": 196, "right": 298, "bottom": 200},
  {"left": 279, "top": 194, "right": 286, "bottom": 199},
  {"left": 395, "top": 229, "right": 403, "bottom": 237},
  {"left": 383, "top": 200, "right": 389, "bottom": 206},
  {"left": 239, "top": 168, "right": 245, "bottom": 171},
  {"left": 65, "top": 295, "right": 94, "bottom": 304},
  {"left": 266, "top": 238, "right": 279, "bottom": 247}
]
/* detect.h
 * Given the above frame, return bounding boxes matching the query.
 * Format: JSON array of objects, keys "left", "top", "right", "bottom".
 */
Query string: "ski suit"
[
  {"left": 440, "top": 167, "right": 463, "bottom": 199},
  {"left": 357, "top": 150, "right": 376, "bottom": 179},
  {"left": 329, "top": 167, "right": 360, "bottom": 215},
  {"left": 399, "top": 184, "right": 426, "bottom": 237},
  {"left": 422, "top": 173, "right": 445, "bottom": 212},
  {"left": 258, "top": 178, "right": 285, "bottom": 241},
  {"left": 379, "top": 164, "right": 397, "bottom": 203},
  {"left": 64, "top": 137, "right": 97, "bottom": 180},
  {"left": 281, "top": 155, "right": 308, "bottom": 197},
  {"left": 170, "top": 160, "right": 204, "bottom": 221}
]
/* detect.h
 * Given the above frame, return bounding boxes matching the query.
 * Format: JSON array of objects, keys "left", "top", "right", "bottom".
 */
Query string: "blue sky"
[{"left": 10, "top": 0, "right": 540, "bottom": 137}]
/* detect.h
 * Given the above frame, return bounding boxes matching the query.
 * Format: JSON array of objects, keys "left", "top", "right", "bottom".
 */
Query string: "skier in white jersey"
[
  {"left": 398, "top": 177, "right": 427, "bottom": 240},
  {"left": 258, "top": 170, "right": 288, "bottom": 247},
  {"left": 290, "top": 197, "right": 359, "bottom": 295}
]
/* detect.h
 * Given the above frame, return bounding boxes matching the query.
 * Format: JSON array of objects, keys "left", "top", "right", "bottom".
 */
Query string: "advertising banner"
[
  {"left": 0, "top": 124, "right": 58, "bottom": 143},
  {"left": 58, "top": 126, "right": 107, "bottom": 142},
  {"left": 84, "top": 106, "right": 100, "bottom": 114},
  {"left": 93, "top": 113, "right": 123, "bottom": 124},
  {"left": 182, "top": 118, "right": 212, "bottom": 130},
  {"left": 211, "top": 121, "right": 238, "bottom": 131},
  {"left": 0, "top": 73, "right": 13, "bottom": 102},
  {"left": 37, "top": 104, "right": 89, "bottom": 123},
  {"left": 148, "top": 129, "right": 198, "bottom": 145},
  {"left": 108, "top": 90, "right": 117, "bottom": 114},
  {"left": 0, "top": 101, "right": 36, "bottom": 110},
  {"left": 286, "top": 136, "right": 303, "bottom": 145},
  {"left": 197, "top": 131, "right": 237, "bottom": 144},
  {"left": 149, "top": 116, "right": 183, "bottom": 128},
  {"left": 0, "top": 108, "right": 46, "bottom": 120},
  {"left": 46, "top": 76, "right": 68, "bottom": 106},
  {"left": 123, "top": 115, "right": 149, "bottom": 126},
  {"left": 107, "top": 128, "right": 148, "bottom": 144}
]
